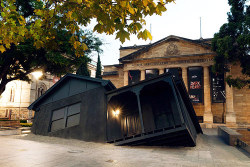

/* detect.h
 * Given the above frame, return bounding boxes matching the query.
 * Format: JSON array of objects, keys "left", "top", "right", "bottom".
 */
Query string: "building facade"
[
  {"left": 0, "top": 61, "right": 101, "bottom": 120},
  {"left": 102, "top": 35, "right": 250, "bottom": 127},
  {"left": 0, "top": 73, "right": 55, "bottom": 120}
]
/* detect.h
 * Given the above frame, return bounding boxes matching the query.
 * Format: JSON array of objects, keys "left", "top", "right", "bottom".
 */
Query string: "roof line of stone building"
[
  {"left": 119, "top": 44, "right": 148, "bottom": 50},
  {"left": 119, "top": 35, "right": 212, "bottom": 62}
]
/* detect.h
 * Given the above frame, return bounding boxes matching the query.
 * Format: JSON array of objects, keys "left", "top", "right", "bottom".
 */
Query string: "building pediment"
[{"left": 119, "top": 35, "right": 214, "bottom": 62}]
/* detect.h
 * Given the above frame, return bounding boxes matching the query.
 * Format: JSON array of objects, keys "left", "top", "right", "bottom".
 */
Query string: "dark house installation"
[
  {"left": 28, "top": 74, "right": 116, "bottom": 142},
  {"left": 107, "top": 73, "right": 202, "bottom": 146},
  {"left": 29, "top": 73, "right": 202, "bottom": 146}
]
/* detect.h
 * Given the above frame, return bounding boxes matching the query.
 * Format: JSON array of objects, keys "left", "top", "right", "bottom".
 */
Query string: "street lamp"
[
  {"left": 32, "top": 71, "right": 43, "bottom": 80},
  {"left": 112, "top": 109, "right": 120, "bottom": 117},
  {"left": 31, "top": 71, "right": 43, "bottom": 99},
  {"left": 30, "top": 71, "right": 43, "bottom": 119}
]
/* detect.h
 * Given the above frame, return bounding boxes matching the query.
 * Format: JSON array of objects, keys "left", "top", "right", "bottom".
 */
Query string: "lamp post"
[
  {"left": 32, "top": 71, "right": 43, "bottom": 99},
  {"left": 30, "top": 71, "right": 43, "bottom": 119}
]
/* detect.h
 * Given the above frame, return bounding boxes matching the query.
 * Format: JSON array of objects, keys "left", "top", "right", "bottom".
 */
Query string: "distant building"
[
  {"left": 0, "top": 60, "right": 102, "bottom": 120},
  {"left": 102, "top": 35, "right": 250, "bottom": 128}
]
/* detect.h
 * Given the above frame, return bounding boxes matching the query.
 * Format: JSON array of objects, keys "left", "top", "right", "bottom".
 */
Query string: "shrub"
[
  {"left": 20, "top": 123, "right": 32, "bottom": 127},
  {"left": 20, "top": 120, "right": 27, "bottom": 123}
]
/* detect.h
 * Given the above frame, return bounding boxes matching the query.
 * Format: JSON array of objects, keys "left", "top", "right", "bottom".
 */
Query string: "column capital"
[
  {"left": 203, "top": 65, "right": 210, "bottom": 68},
  {"left": 159, "top": 68, "right": 165, "bottom": 75},
  {"left": 181, "top": 66, "right": 188, "bottom": 70}
]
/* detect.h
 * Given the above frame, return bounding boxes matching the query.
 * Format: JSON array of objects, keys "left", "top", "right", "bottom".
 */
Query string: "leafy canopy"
[
  {"left": 212, "top": 0, "right": 250, "bottom": 89},
  {"left": 0, "top": 0, "right": 175, "bottom": 55},
  {"left": 0, "top": 0, "right": 103, "bottom": 95},
  {"left": 0, "top": 29, "right": 102, "bottom": 95},
  {"left": 0, "top": 0, "right": 174, "bottom": 96}
]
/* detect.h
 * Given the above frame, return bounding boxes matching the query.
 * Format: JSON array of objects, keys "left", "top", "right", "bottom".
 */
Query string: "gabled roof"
[
  {"left": 28, "top": 73, "right": 116, "bottom": 110},
  {"left": 119, "top": 35, "right": 212, "bottom": 62},
  {"left": 119, "top": 44, "right": 148, "bottom": 50}
]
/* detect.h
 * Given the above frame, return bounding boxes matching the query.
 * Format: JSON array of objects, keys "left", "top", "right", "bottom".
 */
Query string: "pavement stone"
[{"left": 0, "top": 129, "right": 249, "bottom": 167}]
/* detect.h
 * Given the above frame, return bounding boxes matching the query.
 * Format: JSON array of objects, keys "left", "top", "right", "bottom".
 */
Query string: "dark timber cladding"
[
  {"left": 106, "top": 73, "right": 202, "bottom": 146},
  {"left": 28, "top": 74, "right": 116, "bottom": 142}
]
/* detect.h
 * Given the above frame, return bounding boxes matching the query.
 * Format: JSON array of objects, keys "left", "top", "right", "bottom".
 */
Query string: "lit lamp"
[
  {"left": 32, "top": 71, "right": 43, "bottom": 80},
  {"left": 113, "top": 109, "right": 120, "bottom": 117},
  {"left": 31, "top": 71, "right": 43, "bottom": 99}
]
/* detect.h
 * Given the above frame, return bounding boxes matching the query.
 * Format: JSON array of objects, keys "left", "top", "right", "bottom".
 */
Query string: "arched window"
[
  {"left": 9, "top": 86, "right": 15, "bottom": 102},
  {"left": 37, "top": 83, "right": 47, "bottom": 98}
]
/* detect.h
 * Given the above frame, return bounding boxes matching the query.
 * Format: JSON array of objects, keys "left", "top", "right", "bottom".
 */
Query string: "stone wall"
[
  {"left": 136, "top": 40, "right": 212, "bottom": 60},
  {"left": 0, "top": 73, "right": 54, "bottom": 120},
  {"left": 231, "top": 65, "right": 250, "bottom": 125},
  {"left": 103, "top": 67, "right": 124, "bottom": 88},
  {"left": 120, "top": 48, "right": 141, "bottom": 58}
]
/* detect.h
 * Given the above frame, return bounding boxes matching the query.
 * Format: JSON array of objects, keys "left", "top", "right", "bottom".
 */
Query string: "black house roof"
[
  {"left": 119, "top": 35, "right": 212, "bottom": 62},
  {"left": 28, "top": 73, "right": 116, "bottom": 110}
]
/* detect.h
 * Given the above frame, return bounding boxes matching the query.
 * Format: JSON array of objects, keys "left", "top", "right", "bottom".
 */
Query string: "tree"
[
  {"left": 212, "top": 0, "right": 250, "bottom": 89},
  {"left": 95, "top": 54, "right": 102, "bottom": 79},
  {"left": 0, "top": 29, "right": 103, "bottom": 95},
  {"left": 76, "top": 59, "right": 90, "bottom": 77},
  {"left": 0, "top": 1, "right": 103, "bottom": 95},
  {"left": 0, "top": 0, "right": 175, "bottom": 95},
  {"left": 0, "top": 0, "right": 174, "bottom": 53},
  {"left": 77, "top": 30, "right": 103, "bottom": 77}
]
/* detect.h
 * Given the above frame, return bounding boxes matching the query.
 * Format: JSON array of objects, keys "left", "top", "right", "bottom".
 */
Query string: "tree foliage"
[
  {"left": 77, "top": 31, "right": 103, "bottom": 77},
  {"left": 0, "top": 0, "right": 175, "bottom": 54},
  {"left": 0, "top": 0, "right": 174, "bottom": 96},
  {"left": 0, "top": 0, "right": 104, "bottom": 96},
  {"left": 0, "top": 29, "right": 102, "bottom": 95},
  {"left": 212, "top": 0, "right": 250, "bottom": 89},
  {"left": 95, "top": 54, "right": 102, "bottom": 79},
  {"left": 76, "top": 59, "right": 90, "bottom": 77}
]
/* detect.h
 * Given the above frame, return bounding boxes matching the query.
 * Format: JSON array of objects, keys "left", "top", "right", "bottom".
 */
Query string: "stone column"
[
  {"left": 159, "top": 68, "right": 164, "bottom": 75},
  {"left": 124, "top": 70, "right": 128, "bottom": 86},
  {"left": 203, "top": 66, "right": 213, "bottom": 123},
  {"left": 225, "top": 72, "right": 236, "bottom": 124},
  {"left": 181, "top": 67, "right": 188, "bottom": 89},
  {"left": 140, "top": 70, "right": 145, "bottom": 81}
]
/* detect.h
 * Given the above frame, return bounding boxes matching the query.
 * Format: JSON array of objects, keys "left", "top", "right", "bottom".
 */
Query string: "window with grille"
[{"left": 50, "top": 103, "right": 81, "bottom": 132}]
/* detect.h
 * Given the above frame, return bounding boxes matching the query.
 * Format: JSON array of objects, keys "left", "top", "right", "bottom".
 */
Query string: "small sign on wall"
[
  {"left": 145, "top": 69, "right": 159, "bottom": 80},
  {"left": 165, "top": 68, "right": 182, "bottom": 79},
  {"left": 188, "top": 67, "right": 203, "bottom": 103},
  {"left": 128, "top": 70, "right": 141, "bottom": 85},
  {"left": 210, "top": 67, "right": 226, "bottom": 103}
]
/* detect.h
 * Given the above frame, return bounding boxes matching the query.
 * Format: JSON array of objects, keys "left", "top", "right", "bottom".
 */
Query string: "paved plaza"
[{"left": 0, "top": 129, "right": 249, "bottom": 167}]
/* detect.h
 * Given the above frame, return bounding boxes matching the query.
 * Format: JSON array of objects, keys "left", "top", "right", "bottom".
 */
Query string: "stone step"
[
  {"left": 0, "top": 129, "right": 21, "bottom": 135},
  {"left": 21, "top": 130, "right": 31, "bottom": 134}
]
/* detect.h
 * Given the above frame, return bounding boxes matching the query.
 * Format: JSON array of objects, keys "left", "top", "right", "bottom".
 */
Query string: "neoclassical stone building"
[{"left": 103, "top": 35, "right": 250, "bottom": 127}]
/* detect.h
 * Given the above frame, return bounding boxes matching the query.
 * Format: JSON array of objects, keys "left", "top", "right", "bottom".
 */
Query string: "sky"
[{"left": 88, "top": 0, "right": 231, "bottom": 65}]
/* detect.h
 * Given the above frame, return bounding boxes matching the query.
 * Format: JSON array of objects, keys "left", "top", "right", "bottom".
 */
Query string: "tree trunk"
[{"left": 0, "top": 77, "right": 8, "bottom": 96}]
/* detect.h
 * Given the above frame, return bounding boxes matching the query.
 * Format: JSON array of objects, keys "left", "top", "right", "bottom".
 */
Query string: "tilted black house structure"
[
  {"left": 29, "top": 73, "right": 202, "bottom": 146},
  {"left": 106, "top": 73, "right": 202, "bottom": 146},
  {"left": 28, "top": 74, "right": 116, "bottom": 142}
]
